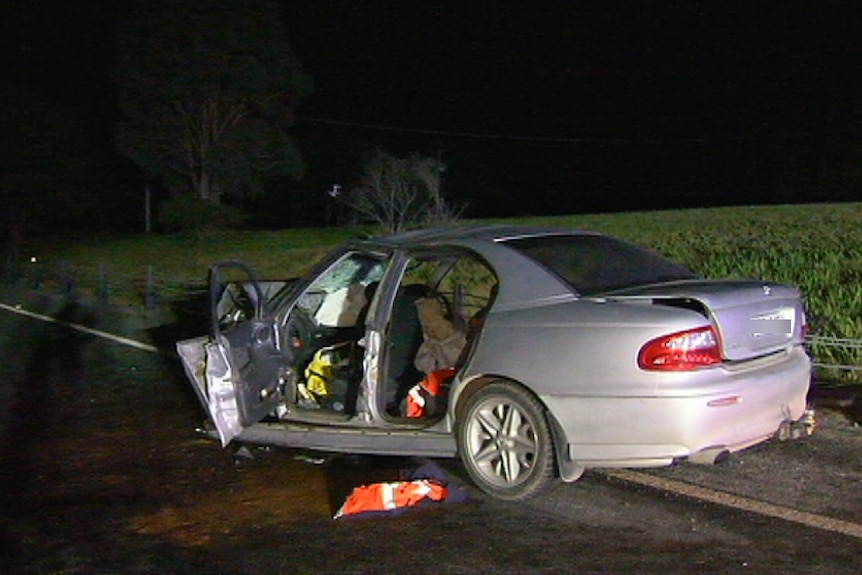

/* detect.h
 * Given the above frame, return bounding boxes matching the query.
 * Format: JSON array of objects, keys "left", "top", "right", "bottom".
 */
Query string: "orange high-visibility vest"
[
  {"left": 334, "top": 479, "right": 448, "bottom": 518},
  {"left": 406, "top": 367, "right": 456, "bottom": 418}
]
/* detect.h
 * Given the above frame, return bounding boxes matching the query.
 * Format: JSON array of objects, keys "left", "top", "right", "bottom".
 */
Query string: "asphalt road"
[{"left": 1, "top": 292, "right": 860, "bottom": 575}]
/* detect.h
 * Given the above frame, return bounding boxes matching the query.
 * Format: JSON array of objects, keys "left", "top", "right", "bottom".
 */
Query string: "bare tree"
[{"left": 344, "top": 149, "right": 460, "bottom": 233}]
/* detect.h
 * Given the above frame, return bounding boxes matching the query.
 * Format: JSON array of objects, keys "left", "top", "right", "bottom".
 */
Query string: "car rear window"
[{"left": 504, "top": 234, "right": 697, "bottom": 296}]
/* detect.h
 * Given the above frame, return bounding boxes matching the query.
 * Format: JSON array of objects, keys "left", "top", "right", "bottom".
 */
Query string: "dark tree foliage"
[
  {"left": 0, "top": 84, "right": 96, "bottom": 254},
  {"left": 113, "top": 0, "right": 312, "bottom": 207}
]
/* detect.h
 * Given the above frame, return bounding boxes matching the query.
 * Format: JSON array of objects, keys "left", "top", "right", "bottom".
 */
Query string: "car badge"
[{"left": 762, "top": 285, "right": 772, "bottom": 296}]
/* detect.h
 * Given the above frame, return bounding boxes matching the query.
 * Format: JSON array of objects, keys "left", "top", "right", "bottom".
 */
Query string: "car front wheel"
[{"left": 457, "top": 381, "right": 555, "bottom": 500}]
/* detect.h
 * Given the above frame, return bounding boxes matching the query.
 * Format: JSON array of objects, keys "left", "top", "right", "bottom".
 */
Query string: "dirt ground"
[{"left": 1, "top": 293, "right": 860, "bottom": 574}]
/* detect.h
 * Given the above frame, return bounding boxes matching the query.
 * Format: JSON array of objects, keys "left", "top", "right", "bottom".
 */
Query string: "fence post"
[
  {"left": 144, "top": 265, "right": 157, "bottom": 310},
  {"left": 2, "top": 252, "right": 16, "bottom": 285},
  {"left": 29, "top": 257, "right": 42, "bottom": 289},
  {"left": 97, "top": 264, "right": 109, "bottom": 305},
  {"left": 59, "top": 260, "right": 73, "bottom": 295}
]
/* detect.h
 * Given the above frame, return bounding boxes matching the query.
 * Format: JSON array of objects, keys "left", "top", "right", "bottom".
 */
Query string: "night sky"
[
  {"left": 288, "top": 2, "right": 860, "bottom": 138},
  {"left": 4, "top": 1, "right": 862, "bottom": 219}
]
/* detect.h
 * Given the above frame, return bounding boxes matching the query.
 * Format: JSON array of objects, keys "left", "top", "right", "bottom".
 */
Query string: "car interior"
[{"left": 277, "top": 250, "right": 499, "bottom": 424}]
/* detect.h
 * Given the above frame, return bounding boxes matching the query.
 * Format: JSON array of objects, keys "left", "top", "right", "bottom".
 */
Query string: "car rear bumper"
[{"left": 543, "top": 346, "right": 811, "bottom": 468}]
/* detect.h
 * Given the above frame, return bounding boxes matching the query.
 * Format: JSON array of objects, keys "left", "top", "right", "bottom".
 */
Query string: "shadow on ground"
[{"left": 810, "top": 381, "right": 862, "bottom": 425}]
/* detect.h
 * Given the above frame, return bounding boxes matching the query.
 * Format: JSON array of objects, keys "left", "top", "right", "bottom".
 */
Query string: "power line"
[
  {"left": 299, "top": 115, "right": 862, "bottom": 145},
  {"left": 300, "top": 116, "right": 633, "bottom": 144}
]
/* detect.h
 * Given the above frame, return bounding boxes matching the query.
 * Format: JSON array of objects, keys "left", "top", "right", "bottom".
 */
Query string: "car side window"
[
  {"left": 438, "top": 256, "right": 498, "bottom": 322},
  {"left": 507, "top": 235, "right": 695, "bottom": 295}
]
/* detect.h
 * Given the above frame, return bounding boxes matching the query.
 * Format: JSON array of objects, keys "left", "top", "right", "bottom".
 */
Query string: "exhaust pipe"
[
  {"left": 688, "top": 446, "right": 730, "bottom": 465},
  {"left": 777, "top": 408, "right": 816, "bottom": 441}
]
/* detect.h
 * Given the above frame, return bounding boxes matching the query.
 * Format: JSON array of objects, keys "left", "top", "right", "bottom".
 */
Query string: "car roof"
[
  {"left": 356, "top": 224, "right": 600, "bottom": 249},
  {"left": 352, "top": 225, "right": 598, "bottom": 311}
]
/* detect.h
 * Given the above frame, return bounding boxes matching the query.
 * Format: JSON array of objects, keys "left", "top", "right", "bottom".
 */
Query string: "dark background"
[{"left": 3, "top": 0, "right": 861, "bottom": 230}]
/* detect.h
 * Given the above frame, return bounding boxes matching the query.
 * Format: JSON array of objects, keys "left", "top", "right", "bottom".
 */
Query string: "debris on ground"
[{"left": 334, "top": 461, "right": 467, "bottom": 519}]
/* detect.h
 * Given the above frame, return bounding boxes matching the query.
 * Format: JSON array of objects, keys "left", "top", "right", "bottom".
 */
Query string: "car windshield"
[{"left": 504, "top": 234, "right": 697, "bottom": 296}]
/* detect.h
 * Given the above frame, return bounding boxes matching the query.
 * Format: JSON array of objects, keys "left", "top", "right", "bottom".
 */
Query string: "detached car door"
[{"left": 177, "top": 262, "right": 289, "bottom": 445}]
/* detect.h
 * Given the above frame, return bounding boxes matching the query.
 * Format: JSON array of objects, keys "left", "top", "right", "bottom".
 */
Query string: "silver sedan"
[{"left": 178, "top": 225, "right": 812, "bottom": 500}]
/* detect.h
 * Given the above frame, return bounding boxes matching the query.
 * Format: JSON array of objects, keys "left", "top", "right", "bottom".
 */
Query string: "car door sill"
[{"left": 235, "top": 422, "right": 457, "bottom": 458}]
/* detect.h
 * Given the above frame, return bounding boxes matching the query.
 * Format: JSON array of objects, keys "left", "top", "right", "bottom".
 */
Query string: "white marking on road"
[
  {"left": 605, "top": 469, "right": 862, "bottom": 540},
  {"left": 0, "top": 301, "right": 159, "bottom": 353}
]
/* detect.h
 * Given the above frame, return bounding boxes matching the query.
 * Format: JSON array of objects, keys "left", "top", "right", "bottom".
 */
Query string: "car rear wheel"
[{"left": 457, "top": 381, "right": 555, "bottom": 500}]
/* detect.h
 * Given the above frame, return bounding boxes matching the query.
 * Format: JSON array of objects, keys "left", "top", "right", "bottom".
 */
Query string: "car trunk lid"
[{"left": 604, "top": 279, "right": 805, "bottom": 362}]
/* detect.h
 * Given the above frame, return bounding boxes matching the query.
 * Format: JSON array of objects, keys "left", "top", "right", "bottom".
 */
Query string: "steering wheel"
[
  {"left": 285, "top": 305, "right": 318, "bottom": 363},
  {"left": 422, "top": 286, "right": 455, "bottom": 323},
  {"left": 434, "top": 290, "right": 454, "bottom": 321}
]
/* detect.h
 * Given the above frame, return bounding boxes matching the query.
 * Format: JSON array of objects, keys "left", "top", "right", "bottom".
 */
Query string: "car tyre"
[{"left": 457, "top": 381, "right": 555, "bottom": 500}]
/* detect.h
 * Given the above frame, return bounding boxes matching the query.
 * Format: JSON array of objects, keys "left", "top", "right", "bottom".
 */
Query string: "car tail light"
[{"left": 638, "top": 326, "right": 722, "bottom": 371}]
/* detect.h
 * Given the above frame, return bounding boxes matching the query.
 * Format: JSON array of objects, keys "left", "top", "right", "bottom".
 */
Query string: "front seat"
[{"left": 383, "top": 284, "right": 429, "bottom": 413}]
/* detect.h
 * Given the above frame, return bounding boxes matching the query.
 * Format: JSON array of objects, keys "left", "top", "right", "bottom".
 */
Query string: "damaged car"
[{"left": 177, "top": 225, "right": 813, "bottom": 500}]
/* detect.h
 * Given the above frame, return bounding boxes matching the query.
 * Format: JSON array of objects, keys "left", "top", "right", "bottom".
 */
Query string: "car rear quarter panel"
[
  {"left": 465, "top": 299, "right": 710, "bottom": 397},
  {"left": 541, "top": 346, "right": 810, "bottom": 465},
  {"left": 460, "top": 299, "right": 811, "bottom": 466}
]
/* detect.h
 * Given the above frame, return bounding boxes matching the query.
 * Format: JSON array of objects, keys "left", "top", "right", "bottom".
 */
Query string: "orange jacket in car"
[{"left": 406, "top": 367, "right": 456, "bottom": 418}]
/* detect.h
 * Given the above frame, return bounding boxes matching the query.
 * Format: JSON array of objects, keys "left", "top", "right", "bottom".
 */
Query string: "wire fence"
[
  {"left": 2, "top": 258, "right": 860, "bottom": 382},
  {"left": 1, "top": 258, "right": 207, "bottom": 311},
  {"left": 806, "top": 336, "right": 862, "bottom": 376}
]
